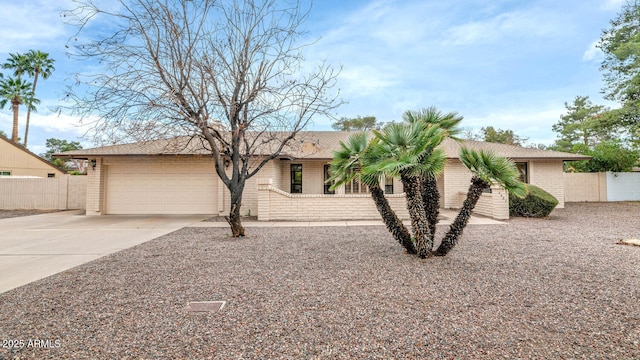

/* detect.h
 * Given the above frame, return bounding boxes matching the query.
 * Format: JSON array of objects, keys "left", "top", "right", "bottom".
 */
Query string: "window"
[
  {"left": 384, "top": 176, "right": 394, "bottom": 194},
  {"left": 345, "top": 178, "right": 369, "bottom": 194},
  {"left": 290, "top": 164, "right": 302, "bottom": 193},
  {"left": 47, "top": 173, "right": 55, "bottom": 178},
  {"left": 516, "top": 162, "right": 529, "bottom": 183},
  {"left": 323, "top": 165, "right": 334, "bottom": 194},
  {"left": 0, "top": 171, "right": 10, "bottom": 176}
]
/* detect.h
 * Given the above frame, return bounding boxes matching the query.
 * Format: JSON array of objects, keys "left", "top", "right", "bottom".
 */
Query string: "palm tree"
[
  {"left": 326, "top": 132, "right": 416, "bottom": 254},
  {"left": 0, "top": 77, "right": 34, "bottom": 143},
  {"left": 403, "top": 107, "right": 463, "bottom": 241},
  {"left": 2, "top": 53, "right": 29, "bottom": 80},
  {"left": 434, "top": 148, "right": 526, "bottom": 256},
  {"left": 23, "top": 50, "right": 55, "bottom": 148},
  {"left": 368, "top": 121, "right": 447, "bottom": 258}
]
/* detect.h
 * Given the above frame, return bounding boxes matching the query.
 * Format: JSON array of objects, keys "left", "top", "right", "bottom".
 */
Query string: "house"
[
  {"left": 0, "top": 135, "right": 65, "bottom": 178},
  {"left": 57, "top": 132, "right": 589, "bottom": 220}
]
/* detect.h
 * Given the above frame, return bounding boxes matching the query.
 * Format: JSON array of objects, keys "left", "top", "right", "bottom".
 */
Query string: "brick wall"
[
  {"left": 86, "top": 158, "right": 105, "bottom": 215},
  {"left": 529, "top": 160, "right": 565, "bottom": 208},
  {"left": 443, "top": 160, "right": 472, "bottom": 209},
  {"left": 456, "top": 187, "right": 509, "bottom": 220},
  {"left": 278, "top": 159, "right": 328, "bottom": 194},
  {"left": 257, "top": 180, "right": 410, "bottom": 221}
]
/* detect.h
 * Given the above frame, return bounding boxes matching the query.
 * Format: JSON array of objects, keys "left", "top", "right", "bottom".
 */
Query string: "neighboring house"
[
  {"left": 0, "top": 135, "right": 65, "bottom": 178},
  {"left": 57, "top": 132, "right": 589, "bottom": 220}
]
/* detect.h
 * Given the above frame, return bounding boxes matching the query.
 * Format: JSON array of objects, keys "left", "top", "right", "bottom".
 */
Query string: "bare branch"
[{"left": 63, "top": 0, "right": 342, "bottom": 236}]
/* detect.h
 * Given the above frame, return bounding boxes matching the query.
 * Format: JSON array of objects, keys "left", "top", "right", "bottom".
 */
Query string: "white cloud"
[
  {"left": 464, "top": 105, "right": 565, "bottom": 145},
  {"left": 602, "top": 0, "right": 626, "bottom": 10},
  {"left": 28, "top": 112, "right": 86, "bottom": 135},
  {"left": 444, "top": 9, "right": 561, "bottom": 46},
  {"left": 0, "top": 0, "right": 71, "bottom": 53},
  {"left": 583, "top": 40, "right": 603, "bottom": 61}
]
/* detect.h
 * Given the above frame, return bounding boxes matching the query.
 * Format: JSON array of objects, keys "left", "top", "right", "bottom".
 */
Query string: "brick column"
[
  {"left": 86, "top": 158, "right": 105, "bottom": 216},
  {"left": 257, "top": 179, "right": 273, "bottom": 221},
  {"left": 491, "top": 186, "right": 509, "bottom": 220}
]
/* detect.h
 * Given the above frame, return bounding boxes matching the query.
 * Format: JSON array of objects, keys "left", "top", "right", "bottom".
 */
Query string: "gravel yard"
[{"left": 0, "top": 202, "right": 638, "bottom": 359}]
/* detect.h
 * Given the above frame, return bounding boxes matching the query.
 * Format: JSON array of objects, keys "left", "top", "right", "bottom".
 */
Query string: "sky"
[{"left": 0, "top": 0, "right": 627, "bottom": 156}]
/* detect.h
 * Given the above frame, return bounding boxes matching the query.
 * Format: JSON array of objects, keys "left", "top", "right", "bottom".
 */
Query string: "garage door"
[{"left": 106, "top": 159, "right": 218, "bottom": 214}]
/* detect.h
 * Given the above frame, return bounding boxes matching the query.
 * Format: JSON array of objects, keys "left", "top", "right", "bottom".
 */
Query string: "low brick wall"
[
  {"left": 257, "top": 180, "right": 409, "bottom": 221},
  {"left": 456, "top": 187, "right": 509, "bottom": 220}
]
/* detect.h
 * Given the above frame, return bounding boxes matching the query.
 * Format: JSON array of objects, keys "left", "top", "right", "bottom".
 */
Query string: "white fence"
[
  {"left": 0, "top": 175, "right": 87, "bottom": 210},
  {"left": 564, "top": 172, "right": 640, "bottom": 202}
]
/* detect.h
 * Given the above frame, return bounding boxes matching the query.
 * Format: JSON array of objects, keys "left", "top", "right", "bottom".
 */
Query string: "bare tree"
[{"left": 64, "top": 0, "right": 341, "bottom": 236}]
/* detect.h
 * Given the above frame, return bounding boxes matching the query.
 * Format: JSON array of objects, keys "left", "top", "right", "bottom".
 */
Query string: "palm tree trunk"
[
  {"left": 435, "top": 176, "right": 490, "bottom": 256},
  {"left": 421, "top": 174, "right": 440, "bottom": 244},
  {"left": 11, "top": 100, "right": 19, "bottom": 143},
  {"left": 401, "top": 173, "right": 432, "bottom": 258},
  {"left": 23, "top": 72, "right": 39, "bottom": 148},
  {"left": 369, "top": 183, "right": 415, "bottom": 254}
]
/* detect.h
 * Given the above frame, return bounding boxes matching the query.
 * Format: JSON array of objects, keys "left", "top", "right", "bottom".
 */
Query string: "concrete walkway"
[
  {"left": 0, "top": 210, "right": 504, "bottom": 294},
  {"left": 0, "top": 211, "right": 210, "bottom": 294},
  {"left": 190, "top": 209, "right": 506, "bottom": 228}
]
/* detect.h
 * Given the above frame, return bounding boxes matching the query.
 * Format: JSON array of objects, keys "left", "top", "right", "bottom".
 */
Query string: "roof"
[
  {"left": 439, "top": 138, "right": 591, "bottom": 160},
  {"left": 56, "top": 131, "right": 591, "bottom": 161},
  {"left": 0, "top": 135, "right": 66, "bottom": 173}
]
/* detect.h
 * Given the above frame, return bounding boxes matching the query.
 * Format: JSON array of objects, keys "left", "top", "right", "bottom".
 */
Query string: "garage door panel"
[{"left": 106, "top": 160, "right": 218, "bottom": 214}]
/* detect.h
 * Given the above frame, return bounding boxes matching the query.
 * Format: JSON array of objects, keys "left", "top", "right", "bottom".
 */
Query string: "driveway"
[
  {"left": 0, "top": 210, "right": 503, "bottom": 294},
  {"left": 0, "top": 211, "right": 210, "bottom": 293}
]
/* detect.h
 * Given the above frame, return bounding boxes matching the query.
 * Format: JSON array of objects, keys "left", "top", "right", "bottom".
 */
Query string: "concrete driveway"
[
  {"left": 0, "top": 211, "right": 210, "bottom": 294},
  {"left": 0, "top": 210, "right": 505, "bottom": 294}
]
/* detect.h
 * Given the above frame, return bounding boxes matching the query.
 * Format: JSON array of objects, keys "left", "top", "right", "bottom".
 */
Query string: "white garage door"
[{"left": 106, "top": 159, "right": 218, "bottom": 214}]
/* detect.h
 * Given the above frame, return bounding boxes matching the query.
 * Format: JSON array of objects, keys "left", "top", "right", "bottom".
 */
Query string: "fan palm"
[
  {"left": 2, "top": 53, "right": 29, "bottom": 80},
  {"left": 23, "top": 50, "right": 55, "bottom": 148},
  {"left": 403, "top": 107, "right": 463, "bottom": 240},
  {"left": 326, "top": 132, "right": 415, "bottom": 254},
  {"left": 368, "top": 122, "right": 447, "bottom": 257},
  {"left": 0, "top": 77, "right": 34, "bottom": 143},
  {"left": 435, "top": 148, "right": 526, "bottom": 256}
]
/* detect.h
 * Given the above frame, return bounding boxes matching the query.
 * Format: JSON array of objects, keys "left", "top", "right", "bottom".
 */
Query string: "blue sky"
[{"left": 0, "top": 0, "right": 626, "bottom": 155}]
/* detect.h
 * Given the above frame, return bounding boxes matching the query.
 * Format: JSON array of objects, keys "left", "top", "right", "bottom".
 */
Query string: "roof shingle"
[{"left": 57, "top": 131, "right": 590, "bottom": 161}]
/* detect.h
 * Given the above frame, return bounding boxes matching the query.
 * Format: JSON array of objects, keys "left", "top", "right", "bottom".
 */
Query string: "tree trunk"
[
  {"left": 369, "top": 183, "right": 415, "bottom": 254},
  {"left": 434, "top": 176, "right": 489, "bottom": 256},
  {"left": 226, "top": 183, "right": 246, "bottom": 237},
  {"left": 24, "top": 72, "right": 39, "bottom": 148},
  {"left": 401, "top": 174, "right": 431, "bottom": 258},
  {"left": 422, "top": 174, "right": 440, "bottom": 244},
  {"left": 11, "top": 100, "right": 19, "bottom": 143}
]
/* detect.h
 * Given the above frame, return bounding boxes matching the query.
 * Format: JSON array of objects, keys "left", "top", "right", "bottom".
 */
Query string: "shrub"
[{"left": 509, "top": 184, "right": 558, "bottom": 218}]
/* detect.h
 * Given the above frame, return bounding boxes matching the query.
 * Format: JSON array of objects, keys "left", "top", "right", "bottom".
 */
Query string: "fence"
[
  {"left": 0, "top": 175, "right": 87, "bottom": 210},
  {"left": 564, "top": 172, "right": 640, "bottom": 202}
]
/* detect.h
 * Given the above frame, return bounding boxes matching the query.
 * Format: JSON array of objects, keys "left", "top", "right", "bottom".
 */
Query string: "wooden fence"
[{"left": 0, "top": 175, "right": 87, "bottom": 210}]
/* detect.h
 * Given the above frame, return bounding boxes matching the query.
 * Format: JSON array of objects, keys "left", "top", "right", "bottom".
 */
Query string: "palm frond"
[
  {"left": 459, "top": 147, "right": 526, "bottom": 197},
  {"left": 326, "top": 132, "right": 371, "bottom": 190},
  {"left": 402, "top": 106, "right": 463, "bottom": 139}
]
